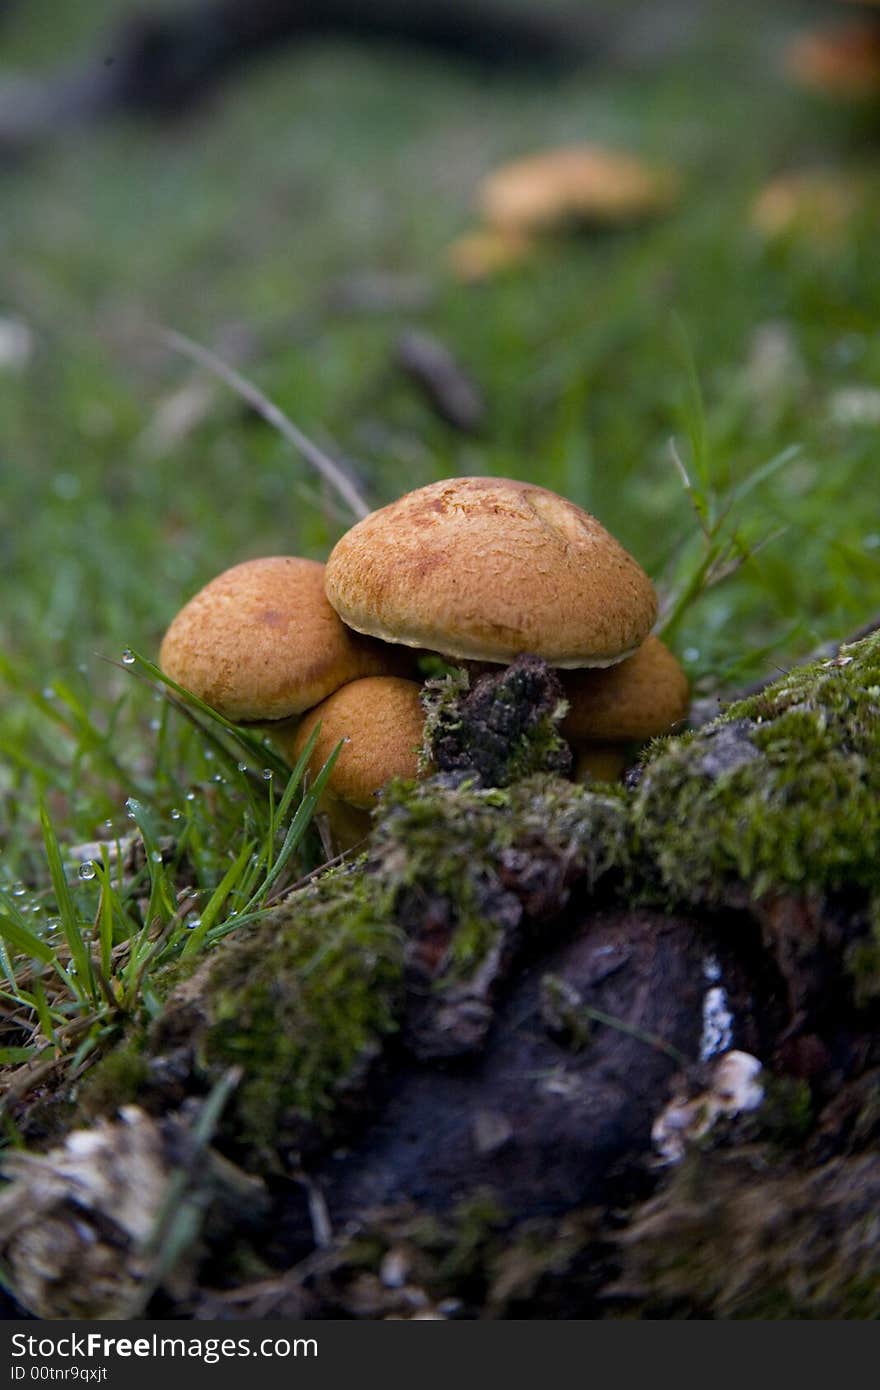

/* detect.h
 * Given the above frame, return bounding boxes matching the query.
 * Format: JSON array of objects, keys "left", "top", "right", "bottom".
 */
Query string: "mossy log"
[{"left": 3, "top": 640, "right": 880, "bottom": 1318}]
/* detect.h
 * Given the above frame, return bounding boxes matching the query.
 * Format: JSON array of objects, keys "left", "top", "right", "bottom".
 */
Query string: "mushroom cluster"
[{"left": 160, "top": 477, "right": 689, "bottom": 848}]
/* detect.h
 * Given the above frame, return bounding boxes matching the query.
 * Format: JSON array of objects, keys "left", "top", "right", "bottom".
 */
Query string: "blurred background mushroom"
[
  {"left": 785, "top": 0, "right": 880, "bottom": 101},
  {"left": 447, "top": 143, "right": 680, "bottom": 282},
  {"left": 445, "top": 227, "right": 535, "bottom": 284},
  {"left": 749, "top": 169, "right": 866, "bottom": 245},
  {"left": 478, "top": 145, "right": 680, "bottom": 237}
]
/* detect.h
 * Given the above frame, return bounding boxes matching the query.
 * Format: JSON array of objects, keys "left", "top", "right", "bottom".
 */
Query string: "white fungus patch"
[
  {"left": 699, "top": 955, "right": 734, "bottom": 1062},
  {"left": 651, "top": 1050, "right": 765, "bottom": 1165}
]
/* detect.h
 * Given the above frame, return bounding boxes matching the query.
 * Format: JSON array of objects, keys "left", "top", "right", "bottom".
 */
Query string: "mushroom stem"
[
  {"left": 573, "top": 743, "right": 629, "bottom": 784},
  {"left": 266, "top": 716, "right": 302, "bottom": 766},
  {"left": 314, "top": 795, "right": 373, "bottom": 857}
]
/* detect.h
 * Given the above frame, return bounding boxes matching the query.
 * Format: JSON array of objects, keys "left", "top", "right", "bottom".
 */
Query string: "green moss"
[
  {"left": 378, "top": 775, "right": 629, "bottom": 894},
  {"left": 155, "top": 770, "right": 629, "bottom": 1154},
  {"left": 421, "top": 658, "right": 572, "bottom": 788},
  {"left": 419, "top": 666, "right": 470, "bottom": 759},
  {"left": 754, "top": 1076, "right": 814, "bottom": 1149},
  {"left": 373, "top": 774, "right": 629, "bottom": 980},
  {"left": 633, "top": 633, "right": 880, "bottom": 904},
  {"left": 75, "top": 775, "right": 630, "bottom": 1157},
  {"left": 78, "top": 1040, "right": 150, "bottom": 1120},
  {"left": 190, "top": 867, "right": 404, "bottom": 1160},
  {"left": 617, "top": 1148, "right": 880, "bottom": 1318}
]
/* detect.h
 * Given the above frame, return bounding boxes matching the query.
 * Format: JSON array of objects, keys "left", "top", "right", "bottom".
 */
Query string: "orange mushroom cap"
[
  {"left": 160, "top": 556, "right": 407, "bottom": 723},
  {"left": 325, "top": 477, "right": 657, "bottom": 669}
]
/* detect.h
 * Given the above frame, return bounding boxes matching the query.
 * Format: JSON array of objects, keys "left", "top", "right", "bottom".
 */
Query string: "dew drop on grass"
[
  {"left": 150, "top": 851, "right": 163, "bottom": 864},
  {"left": 237, "top": 762, "right": 248, "bottom": 773},
  {"left": 149, "top": 719, "right": 161, "bottom": 732},
  {"left": 170, "top": 808, "right": 181, "bottom": 821},
  {"left": 262, "top": 769, "right": 273, "bottom": 781},
  {"left": 683, "top": 647, "right": 701, "bottom": 664},
  {"left": 103, "top": 820, "right": 114, "bottom": 832},
  {"left": 42, "top": 686, "right": 55, "bottom": 701},
  {"left": 122, "top": 649, "right": 135, "bottom": 665},
  {"left": 78, "top": 862, "right": 96, "bottom": 881},
  {"left": 11, "top": 883, "right": 25, "bottom": 897},
  {"left": 186, "top": 791, "right": 197, "bottom": 802},
  {"left": 212, "top": 773, "right": 223, "bottom": 783},
  {"left": 185, "top": 916, "right": 201, "bottom": 931}
]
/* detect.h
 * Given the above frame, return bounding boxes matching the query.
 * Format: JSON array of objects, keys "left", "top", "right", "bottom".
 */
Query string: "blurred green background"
[{"left": 2, "top": 0, "right": 880, "bottom": 866}]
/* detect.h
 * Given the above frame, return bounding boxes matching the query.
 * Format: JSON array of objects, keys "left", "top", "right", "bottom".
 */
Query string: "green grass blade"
[
  {"left": 180, "top": 838, "right": 256, "bottom": 959},
  {"left": 726, "top": 443, "right": 801, "bottom": 510},
  {"left": 38, "top": 799, "right": 95, "bottom": 999},
  {"left": 122, "top": 650, "right": 289, "bottom": 777},
  {"left": 0, "top": 1048, "right": 38, "bottom": 1065},
  {"left": 0, "top": 935, "right": 23, "bottom": 996},
  {"left": 671, "top": 315, "right": 710, "bottom": 497},
  {"left": 97, "top": 847, "right": 115, "bottom": 981},
  {"left": 272, "top": 722, "right": 322, "bottom": 823},
  {"left": 247, "top": 739, "right": 343, "bottom": 909},
  {"left": 123, "top": 796, "right": 175, "bottom": 924},
  {"left": 0, "top": 911, "right": 55, "bottom": 966},
  {"left": 30, "top": 976, "right": 57, "bottom": 1046}
]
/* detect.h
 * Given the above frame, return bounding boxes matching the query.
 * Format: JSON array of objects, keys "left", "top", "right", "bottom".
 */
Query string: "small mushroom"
[
  {"left": 324, "top": 477, "right": 657, "bottom": 668},
  {"left": 159, "top": 556, "right": 408, "bottom": 730},
  {"left": 279, "top": 676, "right": 425, "bottom": 851},
  {"left": 560, "top": 636, "right": 690, "bottom": 743},
  {"left": 785, "top": 21, "right": 880, "bottom": 99},
  {"left": 572, "top": 743, "right": 630, "bottom": 784},
  {"left": 478, "top": 145, "right": 679, "bottom": 237},
  {"left": 750, "top": 171, "right": 864, "bottom": 246},
  {"left": 446, "top": 227, "right": 534, "bottom": 283},
  {"left": 561, "top": 635, "right": 690, "bottom": 780}
]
